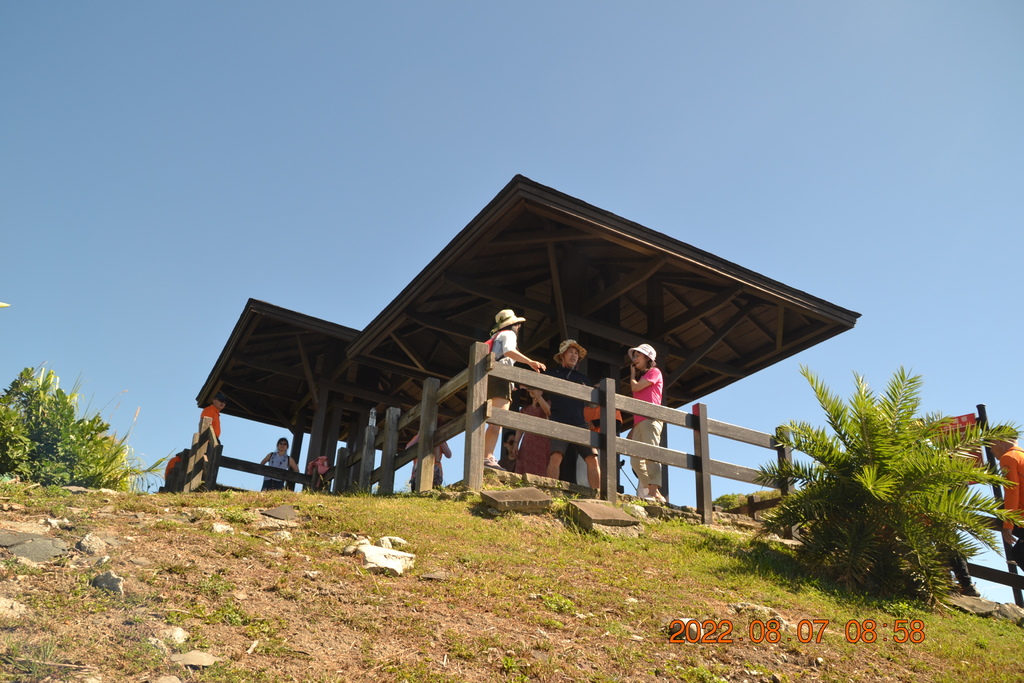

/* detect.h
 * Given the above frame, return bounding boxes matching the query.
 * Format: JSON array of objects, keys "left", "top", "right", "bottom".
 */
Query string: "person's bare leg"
[
  {"left": 547, "top": 452, "right": 563, "bottom": 479},
  {"left": 483, "top": 398, "right": 510, "bottom": 464},
  {"left": 585, "top": 454, "right": 600, "bottom": 491}
]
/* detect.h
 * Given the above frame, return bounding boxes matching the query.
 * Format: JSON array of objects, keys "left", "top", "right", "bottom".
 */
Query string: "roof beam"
[
  {"left": 444, "top": 273, "right": 556, "bottom": 318},
  {"left": 547, "top": 241, "right": 569, "bottom": 341},
  {"left": 579, "top": 256, "right": 667, "bottom": 317},
  {"left": 296, "top": 334, "right": 320, "bottom": 410},
  {"left": 658, "top": 287, "right": 745, "bottom": 337},
  {"left": 404, "top": 311, "right": 481, "bottom": 342},
  {"left": 487, "top": 226, "right": 591, "bottom": 247},
  {"left": 665, "top": 302, "right": 761, "bottom": 388},
  {"left": 389, "top": 333, "right": 428, "bottom": 372}
]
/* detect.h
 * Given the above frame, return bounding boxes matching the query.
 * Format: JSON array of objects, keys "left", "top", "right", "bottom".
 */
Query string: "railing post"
[
  {"left": 692, "top": 403, "right": 713, "bottom": 524},
  {"left": 379, "top": 406, "right": 401, "bottom": 495},
  {"left": 414, "top": 378, "right": 440, "bottom": 492},
  {"left": 357, "top": 409, "right": 377, "bottom": 492},
  {"left": 463, "top": 342, "right": 489, "bottom": 491},
  {"left": 599, "top": 377, "right": 617, "bottom": 502},
  {"left": 205, "top": 443, "right": 223, "bottom": 490},
  {"left": 332, "top": 447, "right": 350, "bottom": 494}
]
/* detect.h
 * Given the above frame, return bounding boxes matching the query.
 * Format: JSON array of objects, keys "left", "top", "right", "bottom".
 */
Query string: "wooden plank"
[
  {"left": 487, "top": 409, "right": 600, "bottom": 448},
  {"left": 489, "top": 363, "right": 599, "bottom": 403},
  {"left": 692, "top": 403, "right": 713, "bottom": 524},
  {"left": 599, "top": 378, "right": 617, "bottom": 502},
  {"left": 437, "top": 368, "right": 469, "bottom": 405},
  {"left": 463, "top": 342, "right": 489, "bottom": 490},
  {"left": 705, "top": 418, "right": 776, "bottom": 448},
  {"left": 616, "top": 394, "right": 696, "bottom": 429},
  {"left": 614, "top": 437, "right": 695, "bottom": 470},
  {"left": 357, "top": 415, "right": 378, "bottom": 492},
  {"left": 378, "top": 407, "right": 400, "bottom": 495},
  {"left": 216, "top": 455, "right": 313, "bottom": 486},
  {"left": 413, "top": 378, "right": 440, "bottom": 492},
  {"left": 435, "top": 415, "right": 466, "bottom": 445},
  {"left": 966, "top": 562, "right": 1024, "bottom": 590},
  {"left": 707, "top": 459, "right": 761, "bottom": 485}
]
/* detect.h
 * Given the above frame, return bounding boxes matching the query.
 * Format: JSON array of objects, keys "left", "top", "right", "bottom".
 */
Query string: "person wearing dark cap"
[
  {"left": 200, "top": 391, "right": 228, "bottom": 441},
  {"left": 544, "top": 339, "right": 601, "bottom": 490},
  {"left": 484, "top": 309, "right": 546, "bottom": 469}
]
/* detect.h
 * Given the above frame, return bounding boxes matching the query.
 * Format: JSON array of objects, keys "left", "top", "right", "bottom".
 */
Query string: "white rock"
[
  {"left": 147, "top": 636, "right": 170, "bottom": 655},
  {"left": 170, "top": 650, "right": 222, "bottom": 667},
  {"left": 356, "top": 545, "right": 416, "bottom": 577},
  {"left": 156, "top": 626, "right": 189, "bottom": 644},
  {"left": 212, "top": 523, "right": 234, "bottom": 534},
  {"left": 623, "top": 504, "right": 648, "bottom": 519},
  {"left": 77, "top": 533, "right": 110, "bottom": 555},
  {"left": 0, "top": 598, "right": 28, "bottom": 619},
  {"left": 379, "top": 536, "right": 408, "bottom": 547},
  {"left": 268, "top": 530, "right": 292, "bottom": 542}
]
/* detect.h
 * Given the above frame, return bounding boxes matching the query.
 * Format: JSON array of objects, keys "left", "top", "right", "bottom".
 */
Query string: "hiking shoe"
[
  {"left": 484, "top": 461, "right": 505, "bottom": 470},
  {"left": 961, "top": 583, "right": 981, "bottom": 598}
]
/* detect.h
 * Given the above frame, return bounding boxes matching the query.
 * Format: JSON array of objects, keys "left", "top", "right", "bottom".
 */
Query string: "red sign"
[
  {"left": 940, "top": 413, "right": 977, "bottom": 432},
  {"left": 941, "top": 412, "right": 982, "bottom": 468}
]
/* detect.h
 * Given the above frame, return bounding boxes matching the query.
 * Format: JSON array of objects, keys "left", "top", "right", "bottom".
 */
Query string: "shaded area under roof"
[{"left": 198, "top": 175, "right": 860, "bottom": 462}]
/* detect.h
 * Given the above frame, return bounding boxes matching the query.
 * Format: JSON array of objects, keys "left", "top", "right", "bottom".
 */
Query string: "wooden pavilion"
[{"left": 197, "top": 175, "right": 860, "bottom": 481}]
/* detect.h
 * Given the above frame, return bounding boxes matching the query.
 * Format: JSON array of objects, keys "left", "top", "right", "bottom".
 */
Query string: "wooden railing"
[
  {"left": 166, "top": 416, "right": 314, "bottom": 492},
  {"left": 332, "top": 342, "right": 792, "bottom": 522}
]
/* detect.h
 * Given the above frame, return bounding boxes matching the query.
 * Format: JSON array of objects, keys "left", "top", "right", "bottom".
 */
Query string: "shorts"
[
  {"left": 261, "top": 479, "right": 285, "bottom": 491},
  {"left": 487, "top": 377, "right": 513, "bottom": 402},
  {"left": 550, "top": 432, "right": 596, "bottom": 461}
]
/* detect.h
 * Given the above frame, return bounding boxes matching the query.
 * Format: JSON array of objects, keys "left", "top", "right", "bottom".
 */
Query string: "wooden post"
[
  {"left": 463, "top": 342, "right": 489, "bottom": 491},
  {"left": 599, "top": 377, "right": 617, "bottom": 502},
  {"left": 332, "top": 447, "right": 350, "bottom": 494},
  {"left": 414, "top": 378, "right": 440, "bottom": 492},
  {"left": 379, "top": 406, "right": 401, "bottom": 495},
  {"left": 205, "top": 443, "right": 223, "bottom": 490},
  {"left": 305, "top": 385, "right": 331, "bottom": 468},
  {"left": 774, "top": 440, "right": 794, "bottom": 538},
  {"left": 357, "top": 410, "right": 377, "bottom": 492},
  {"left": 692, "top": 403, "right": 713, "bottom": 524},
  {"left": 320, "top": 405, "right": 345, "bottom": 492},
  {"left": 290, "top": 428, "right": 305, "bottom": 493},
  {"left": 338, "top": 418, "right": 364, "bottom": 493}
]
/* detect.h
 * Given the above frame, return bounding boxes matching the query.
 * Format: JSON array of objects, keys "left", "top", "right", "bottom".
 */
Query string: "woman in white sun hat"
[
  {"left": 483, "top": 309, "right": 546, "bottom": 469},
  {"left": 627, "top": 343, "right": 666, "bottom": 502}
]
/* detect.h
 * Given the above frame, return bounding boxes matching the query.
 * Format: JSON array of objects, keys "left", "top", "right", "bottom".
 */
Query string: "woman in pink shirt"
[{"left": 627, "top": 344, "right": 665, "bottom": 502}]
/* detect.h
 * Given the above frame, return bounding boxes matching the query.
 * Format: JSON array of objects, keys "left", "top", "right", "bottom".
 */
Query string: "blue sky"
[{"left": 2, "top": 2, "right": 1023, "bottom": 600}]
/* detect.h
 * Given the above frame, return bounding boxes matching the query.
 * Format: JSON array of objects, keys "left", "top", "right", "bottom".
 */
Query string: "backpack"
[{"left": 485, "top": 333, "right": 499, "bottom": 353}]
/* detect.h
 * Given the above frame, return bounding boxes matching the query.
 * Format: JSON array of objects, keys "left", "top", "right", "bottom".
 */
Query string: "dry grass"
[{"left": 0, "top": 483, "right": 1020, "bottom": 682}]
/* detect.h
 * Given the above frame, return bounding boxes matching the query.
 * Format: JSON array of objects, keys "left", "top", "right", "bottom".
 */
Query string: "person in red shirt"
[{"left": 200, "top": 392, "right": 228, "bottom": 440}]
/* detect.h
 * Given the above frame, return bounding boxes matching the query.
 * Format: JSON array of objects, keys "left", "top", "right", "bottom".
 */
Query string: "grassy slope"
[{"left": 0, "top": 483, "right": 1020, "bottom": 683}]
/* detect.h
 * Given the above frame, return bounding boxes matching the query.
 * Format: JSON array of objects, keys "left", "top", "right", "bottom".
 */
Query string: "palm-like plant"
[
  {"left": 0, "top": 367, "right": 162, "bottom": 491},
  {"left": 757, "top": 366, "right": 1019, "bottom": 603}
]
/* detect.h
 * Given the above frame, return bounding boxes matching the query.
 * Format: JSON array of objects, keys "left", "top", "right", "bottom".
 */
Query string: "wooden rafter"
[{"left": 665, "top": 302, "right": 761, "bottom": 388}]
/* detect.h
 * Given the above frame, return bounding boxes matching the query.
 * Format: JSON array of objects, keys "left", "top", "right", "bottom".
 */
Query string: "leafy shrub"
[
  {"left": 757, "top": 367, "right": 1019, "bottom": 604},
  {"left": 0, "top": 367, "right": 160, "bottom": 491}
]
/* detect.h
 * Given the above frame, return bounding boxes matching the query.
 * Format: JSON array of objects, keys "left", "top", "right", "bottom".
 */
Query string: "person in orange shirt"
[
  {"left": 992, "top": 438, "right": 1024, "bottom": 546},
  {"left": 200, "top": 392, "right": 228, "bottom": 440}
]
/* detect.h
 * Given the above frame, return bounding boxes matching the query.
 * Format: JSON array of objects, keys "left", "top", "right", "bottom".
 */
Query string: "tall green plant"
[
  {"left": 0, "top": 367, "right": 161, "bottom": 491},
  {"left": 757, "top": 366, "right": 1019, "bottom": 604}
]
